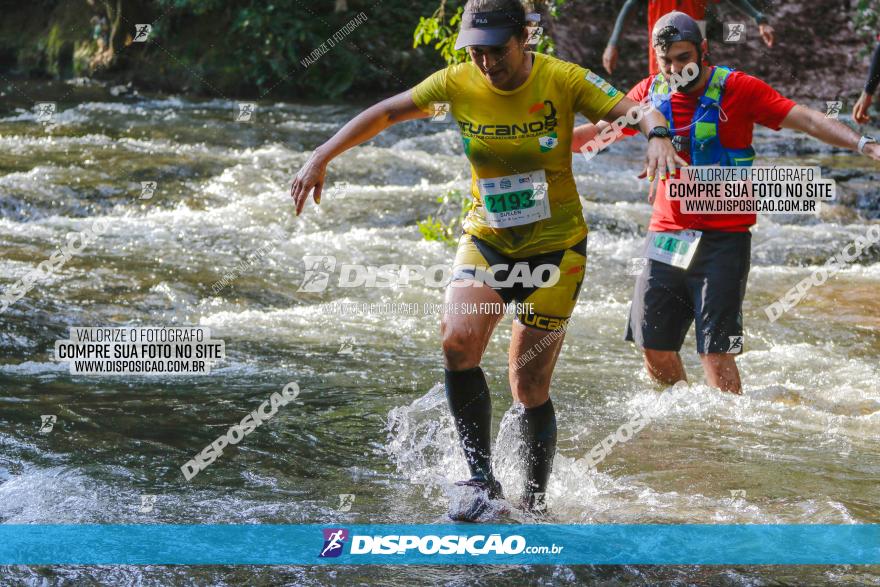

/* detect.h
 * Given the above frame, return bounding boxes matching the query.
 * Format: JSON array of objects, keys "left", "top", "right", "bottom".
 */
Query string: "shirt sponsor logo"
[
  {"left": 539, "top": 132, "right": 558, "bottom": 152},
  {"left": 456, "top": 100, "right": 558, "bottom": 140},
  {"left": 585, "top": 70, "right": 619, "bottom": 97}
]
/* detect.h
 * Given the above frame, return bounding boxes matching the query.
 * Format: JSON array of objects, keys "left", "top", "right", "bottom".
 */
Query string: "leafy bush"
[
  {"left": 855, "top": 0, "right": 880, "bottom": 37},
  {"left": 4, "top": 0, "right": 446, "bottom": 97},
  {"left": 417, "top": 188, "right": 474, "bottom": 246},
  {"left": 413, "top": 4, "right": 468, "bottom": 64}
]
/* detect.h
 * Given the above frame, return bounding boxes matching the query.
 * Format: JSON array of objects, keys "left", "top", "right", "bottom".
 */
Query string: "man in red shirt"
[
  {"left": 573, "top": 11, "right": 880, "bottom": 393},
  {"left": 603, "top": 0, "right": 775, "bottom": 75}
]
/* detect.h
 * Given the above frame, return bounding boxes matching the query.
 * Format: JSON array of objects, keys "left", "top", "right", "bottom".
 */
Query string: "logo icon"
[
  {"left": 727, "top": 335, "right": 744, "bottom": 354},
  {"left": 236, "top": 102, "right": 256, "bottom": 122},
  {"left": 628, "top": 257, "right": 647, "bottom": 276},
  {"left": 430, "top": 101, "right": 451, "bottom": 122},
  {"left": 532, "top": 182, "right": 548, "bottom": 201},
  {"left": 298, "top": 256, "right": 337, "bottom": 292},
  {"left": 140, "top": 181, "right": 157, "bottom": 200},
  {"left": 34, "top": 102, "right": 57, "bottom": 123},
  {"left": 526, "top": 26, "right": 543, "bottom": 46},
  {"left": 825, "top": 101, "right": 843, "bottom": 119},
  {"left": 38, "top": 415, "right": 57, "bottom": 433},
  {"left": 139, "top": 494, "right": 157, "bottom": 513},
  {"left": 326, "top": 181, "right": 350, "bottom": 200},
  {"left": 319, "top": 528, "right": 349, "bottom": 558},
  {"left": 133, "top": 24, "right": 152, "bottom": 42},
  {"left": 337, "top": 493, "right": 355, "bottom": 512},
  {"left": 337, "top": 337, "right": 355, "bottom": 355},
  {"left": 533, "top": 492, "right": 547, "bottom": 512},
  {"left": 723, "top": 23, "right": 746, "bottom": 43}
]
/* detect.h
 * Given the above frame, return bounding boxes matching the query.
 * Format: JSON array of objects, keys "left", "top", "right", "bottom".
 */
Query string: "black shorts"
[{"left": 625, "top": 230, "right": 751, "bottom": 354}]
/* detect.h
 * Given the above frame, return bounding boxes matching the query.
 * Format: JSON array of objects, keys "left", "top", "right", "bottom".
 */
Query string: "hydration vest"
[{"left": 649, "top": 65, "right": 756, "bottom": 167}]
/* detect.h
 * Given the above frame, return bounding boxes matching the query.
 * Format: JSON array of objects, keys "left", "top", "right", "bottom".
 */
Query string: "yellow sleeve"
[
  {"left": 569, "top": 65, "right": 625, "bottom": 123},
  {"left": 411, "top": 67, "right": 450, "bottom": 113}
]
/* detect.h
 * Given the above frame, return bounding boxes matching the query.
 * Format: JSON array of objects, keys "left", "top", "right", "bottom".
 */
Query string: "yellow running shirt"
[{"left": 411, "top": 52, "right": 624, "bottom": 257}]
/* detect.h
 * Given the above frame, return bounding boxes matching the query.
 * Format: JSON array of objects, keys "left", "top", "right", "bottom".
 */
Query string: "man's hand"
[
  {"left": 291, "top": 152, "right": 328, "bottom": 216},
  {"left": 854, "top": 92, "right": 874, "bottom": 125},
  {"left": 645, "top": 137, "right": 687, "bottom": 182},
  {"left": 603, "top": 45, "right": 619, "bottom": 75},
  {"left": 759, "top": 23, "right": 774, "bottom": 48},
  {"left": 863, "top": 141, "right": 880, "bottom": 162}
]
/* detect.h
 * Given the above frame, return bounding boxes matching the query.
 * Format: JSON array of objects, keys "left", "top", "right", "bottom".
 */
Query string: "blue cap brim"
[{"left": 453, "top": 28, "right": 517, "bottom": 50}]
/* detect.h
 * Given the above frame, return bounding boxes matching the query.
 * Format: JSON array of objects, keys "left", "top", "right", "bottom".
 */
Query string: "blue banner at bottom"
[{"left": 0, "top": 525, "right": 878, "bottom": 565}]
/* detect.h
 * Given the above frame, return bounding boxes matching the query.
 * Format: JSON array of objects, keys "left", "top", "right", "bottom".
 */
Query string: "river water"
[{"left": 0, "top": 86, "right": 878, "bottom": 585}]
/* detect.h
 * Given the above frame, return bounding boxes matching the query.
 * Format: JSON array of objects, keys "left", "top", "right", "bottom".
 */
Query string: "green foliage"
[
  {"left": 134, "top": 0, "right": 446, "bottom": 98},
  {"left": 413, "top": 4, "right": 467, "bottom": 65},
  {"left": 855, "top": 0, "right": 880, "bottom": 42},
  {"left": 532, "top": 30, "right": 556, "bottom": 56},
  {"left": 73, "top": 41, "right": 95, "bottom": 77},
  {"left": 43, "top": 24, "right": 63, "bottom": 77},
  {"left": 417, "top": 188, "right": 474, "bottom": 246},
  {"left": 416, "top": 215, "right": 449, "bottom": 243},
  {"left": 534, "top": 0, "right": 567, "bottom": 55}
]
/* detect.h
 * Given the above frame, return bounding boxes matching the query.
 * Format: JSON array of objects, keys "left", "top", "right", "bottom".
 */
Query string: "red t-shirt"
[
  {"left": 626, "top": 68, "right": 797, "bottom": 232},
  {"left": 647, "top": 0, "right": 717, "bottom": 74}
]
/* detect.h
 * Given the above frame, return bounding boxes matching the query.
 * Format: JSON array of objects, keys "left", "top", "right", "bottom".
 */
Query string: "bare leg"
[
  {"left": 643, "top": 348, "right": 687, "bottom": 386},
  {"left": 699, "top": 353, "right": 742, "bottom": 394},
  {"left": 507, "top": 320, "right": 565, "bottom": 407},
  {"left": 441, "top": 280, "right": 504, "bottom": 370}
]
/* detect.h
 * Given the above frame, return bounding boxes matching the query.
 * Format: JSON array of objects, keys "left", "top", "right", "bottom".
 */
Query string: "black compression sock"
[
  {"left": 444, "top": 367, "right": 494, "bottom": 484},
  {"left": 520, "top": 397, "right": 557, "bottom": 498}
]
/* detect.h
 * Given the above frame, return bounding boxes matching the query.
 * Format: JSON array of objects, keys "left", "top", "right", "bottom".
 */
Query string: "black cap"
[
  {"left": 652, "top": 11, "right": 704, "bottom": 47},
  {"left": 454, "top": 10, "right": 525, "bottom": 50}
]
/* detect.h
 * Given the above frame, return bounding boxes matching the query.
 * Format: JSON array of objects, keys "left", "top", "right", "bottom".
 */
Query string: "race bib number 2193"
[{"left": 477, "top": 169, "right": 551, "bottom": 229}]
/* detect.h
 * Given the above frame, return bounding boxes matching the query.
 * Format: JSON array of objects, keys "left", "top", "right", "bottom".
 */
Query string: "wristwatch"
[
  {"left": 858, "top": 135, "right": 877, "bottom": 154},
  {"left": 647, "top": 126, "right": 672, "bottom": 141}
]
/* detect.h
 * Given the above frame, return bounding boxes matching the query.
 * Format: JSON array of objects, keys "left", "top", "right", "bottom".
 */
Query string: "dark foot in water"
[
  {"left": 518, "top": 491, "right": 550, "bottom": 518},
  {"left": 447, "top": 477, "right": 506, "bottom": 522}
]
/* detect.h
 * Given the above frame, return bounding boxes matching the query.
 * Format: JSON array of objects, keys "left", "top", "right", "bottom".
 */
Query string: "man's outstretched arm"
[{"left": 781, "top": 104, "right": 880, "bottom": 161}]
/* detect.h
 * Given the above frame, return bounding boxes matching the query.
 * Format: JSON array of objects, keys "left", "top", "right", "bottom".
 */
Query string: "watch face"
[{"left": 650, "top": 127, "right": 671, "bottom": 139}]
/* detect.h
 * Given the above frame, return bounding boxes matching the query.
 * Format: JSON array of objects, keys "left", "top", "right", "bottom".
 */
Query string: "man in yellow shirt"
[{"left": 291, "top": 0, "right": 681, "bottom": 521}]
